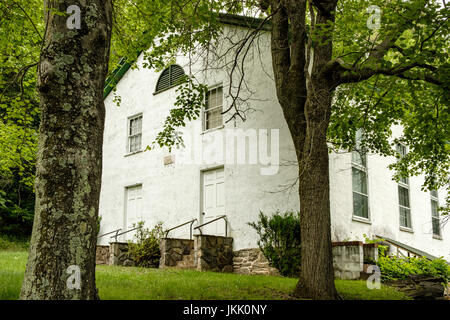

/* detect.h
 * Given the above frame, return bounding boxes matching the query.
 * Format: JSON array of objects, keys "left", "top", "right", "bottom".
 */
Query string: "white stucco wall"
[
  {"left": 98, "top": 24, "right": 449, "bottom": 261},
  {"left": 329, "top": 126, "right": 449, "bottom": 261}
]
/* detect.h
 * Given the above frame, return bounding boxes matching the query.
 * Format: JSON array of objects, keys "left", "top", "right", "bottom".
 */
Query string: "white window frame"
[
  {"left": 351, "top": 130, "right": 370, "bottom": 222},
  {"left": 202, "top": 85, "right": 224, "bottom": 132},
  {"left": 127, "top": 114, "right": 143, "bottom": 154},
  {"left": 396, "top": 143, "right": 413, "bottom": 231},
  {"left": 430, "top": 191, "right": 441, "bottom": 239}
]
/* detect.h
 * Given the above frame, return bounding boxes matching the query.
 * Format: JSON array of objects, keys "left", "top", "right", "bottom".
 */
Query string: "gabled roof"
[
  {"left": 218, "top": 13, "right": 271, "bottom": 31},
  {"left": 103, "top": 57, "right": 132, "bottom": 99},
  {"left": 103, "top": 14, "right": 270, "bottom": 99}
]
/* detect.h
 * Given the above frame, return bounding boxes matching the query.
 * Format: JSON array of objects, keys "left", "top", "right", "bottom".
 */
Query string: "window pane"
[
  {"left": 352, "top": 168, "right": 367, "bottom": 194},
  {"left": 137, "top": 117, "right": 142, "bottom": 132},
  {"left": 432, "top": 217, "right": 441, "bottom": 236},
  {"left": 352, "top": 129, "right": 366, "bottom": 166},
  {"left": 399, "top": 176, "right": 409, "bottom": 185},
  {"left": 129, "top": 134, "right": 142, "bottom": 153},
  {"left": 400, "top": 207, "right": 411, "bottom": 228},
  {"left": 129, "top": 136, "right": 136, "bottom": 152},
  {"left": 398, "top": 186, "right": 410, "bottom": 208},
  {"left": 205, "top": 87, "right": 223, "bottom": 130},
  {"left": 431, "top": 199, "right": 439, "bottom": 217},
  {"left": 400, "top": 210, "right": 406, "bottom": 227},
  {"left": 136, "top": 135, "right": 141, "bottom": 151},
  {"left": 130, "top": 117, "right": 142, "bottom": 136},
  {"left": 353, "top": 192, "right": 369, "bottom": 218},
  {"left": 355, "top": 129, "right": 364, "bottom": 145},
  {"left": 397, "top": 143, "right": 407, "bottom": 158},
  {"left": 352, "top": 151, "right": 366, "bottom": 166},
  {"left": 206, "top": 108, "right": 222, "bottom": 130},
  {"left": 207, "top": 89, "right": 217, "bottom": 110},
  {"left": 129, "top": 119, "right": 134, "bottom": 135},
  {"left": 216, "top": 87, "right": 223, "bottom": 105}
]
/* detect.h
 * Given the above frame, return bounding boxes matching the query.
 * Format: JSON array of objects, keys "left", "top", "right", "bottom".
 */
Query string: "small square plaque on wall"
[{"left": 164, "top": 155, "right": 174, "bottom": 165}]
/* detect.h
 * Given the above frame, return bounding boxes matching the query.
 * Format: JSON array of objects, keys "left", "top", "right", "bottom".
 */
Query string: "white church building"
[{"left": 97, "top": 15, "right": 449, "bottom": 262}]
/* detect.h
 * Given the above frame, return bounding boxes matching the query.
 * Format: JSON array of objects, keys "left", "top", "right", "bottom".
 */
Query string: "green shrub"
[
  {"left": 0, "top": 182, "right": 35, "bottom": 238},
  {"left": 248, "top": 211, "right": 301, "bottom": 277},
  {"left": 128, "top": 221, "right": 164, "bottom": 268},
  {"left": 363, "top": 234, "right": 389, "bottom": 260},
  {"left": 377, "top": 254, "right": 450, "bottom": 283},
  {"left": 363, "top": 235, "right": 450, "bottom": 283},
  {"left": 0, "top": 234, "right": 29, "bottom": 251}
]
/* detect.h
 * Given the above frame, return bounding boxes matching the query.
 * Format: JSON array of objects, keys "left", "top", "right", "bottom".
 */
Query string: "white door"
[
  {"left": 124, "top": 185, "right": 143, "bottom": 242},
  {"left": 201, "top": 168, "right": 225, "bottom": 236}
]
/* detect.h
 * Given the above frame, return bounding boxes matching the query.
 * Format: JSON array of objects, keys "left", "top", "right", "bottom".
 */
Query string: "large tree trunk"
[
  {"left": 20, "top": 0, "right": 112, "bottom": 300},
  {"left": 294, "top": 77, "right": 338, "bottom": 299},
  {"left": 293, "top": 1, "right": 339, "bottom": 299},
  {"left": 267, "top": 0, "right": 339, "bottom": 299}
]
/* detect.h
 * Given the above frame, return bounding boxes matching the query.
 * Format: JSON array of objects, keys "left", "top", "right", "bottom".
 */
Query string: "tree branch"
[{"left": 328, "top": 59, "right": 443, "bottom": 87}]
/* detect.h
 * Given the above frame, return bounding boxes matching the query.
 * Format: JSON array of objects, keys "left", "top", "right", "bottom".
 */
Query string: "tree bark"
[
  {"left": 268, "top": 0, "right": 339, "bottom": 299},
  {"left": 293, "top": 1, "right": 339, "bottom": 299},
  {"left": 20, "top": 0, "right": 112, "bottom": 300},
  {"left": 294, "top": 76, "right": 338, "bottom": 299}
]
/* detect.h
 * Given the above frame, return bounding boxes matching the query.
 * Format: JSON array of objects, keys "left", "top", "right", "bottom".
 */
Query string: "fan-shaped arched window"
[{"left": 155, "top": 64, "right": 185, "bottom": 93}]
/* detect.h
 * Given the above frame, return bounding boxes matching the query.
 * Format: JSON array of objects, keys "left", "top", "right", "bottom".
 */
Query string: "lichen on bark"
[{"left": 20, "top": 0, "right": 112, "bottom": 300}]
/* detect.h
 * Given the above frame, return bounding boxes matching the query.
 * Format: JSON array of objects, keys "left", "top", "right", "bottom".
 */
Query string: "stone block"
[{"left": 332, "top": 241, "right": 364, "bottom": 280}]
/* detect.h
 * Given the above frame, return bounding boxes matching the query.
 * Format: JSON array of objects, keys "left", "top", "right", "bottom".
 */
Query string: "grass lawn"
[{"left": 0, "top": 250, "right": 409, "bottom": 300}]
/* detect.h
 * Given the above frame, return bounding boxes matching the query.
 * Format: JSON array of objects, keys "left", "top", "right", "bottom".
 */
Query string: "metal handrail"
[
  {"left": 110, "top": 226, "right": 141, "bottom": 242},
  {"left": 375, "top": 234, "right": 439, "bottom": 261},
  {"left": 165, "top": 219, "right": 198, "bottom": 240},
  {"left": 97, "top": 228, "right": 121, "bottom": 239},
  {"left": 194, "top": 215, "right": 228, "bottom": 237}
]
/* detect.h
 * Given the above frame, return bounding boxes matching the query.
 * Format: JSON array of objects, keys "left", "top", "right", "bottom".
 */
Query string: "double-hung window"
[
  {"left": 203, "top": 86, "right": 223, "bottom": 131},
  {"left": 128, "top": 114, "right": 142, "bottom": 153},
  {"left": 431, "top": 190, "right": 441, "bottom": 238},
  {"left": 397, "top": 143, "right": 412, "bottom": 229},
  {"left": 352, "top": 129, "right": 369, "bottom": 219}
]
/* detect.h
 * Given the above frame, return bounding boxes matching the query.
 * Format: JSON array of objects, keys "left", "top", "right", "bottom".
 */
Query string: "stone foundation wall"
[
  {"left": 96, "top": 245, "right": 110, "bottom": 265},
  {"left": 99, "top": 240, "right": 381, "bottom": 280},
  {"left": 332, "top": 241, "right": 364, "bottom": 280},
  {"left": 233, "top": 248, "right": 280, "bottom": 276},
  {"left": 194, "top": 235, "right": 234, "bottom": 272},
  {"left": 109, "top": 242, "right": 135, "bottom": 267},
  {"left": 160, "top": 238, "right": 194, "bottom": 268}
]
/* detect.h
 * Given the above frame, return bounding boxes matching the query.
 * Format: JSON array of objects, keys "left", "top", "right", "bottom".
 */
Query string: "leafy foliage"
[
  {"left": 111, "top": 0, "right": 450, "bottom": 214},
  {"left": 363, "top": 235, "right": 450, "bottom": 284},
  {"left": 0, "top": 0, "right": 41, "bottom": 187},
  {"left": 0, "top": 176, "right": 34, "bottom": 237},
  {"left": 147, "top": 77, "right": 208, "bottom": 152},
  {"left": 0, "top": 0, "right": 43, "bottom": 237},
  {"left": 128, "top": 221, "right": 165, "bottom": 268},
  {"left": 248, "top": 211, "right": 301, "bottom": 277},
  {"left": 363, "top": 234, "right": 389, "bottom": 258},
  {"left": 367, "top": 235, "right": 450, "bottom": 283},
  {"left": 377, "top": 254, "right": 450, "bottom": 283},
  {"left": 328, "top": 0, "right": 449, "bottom": 204}
]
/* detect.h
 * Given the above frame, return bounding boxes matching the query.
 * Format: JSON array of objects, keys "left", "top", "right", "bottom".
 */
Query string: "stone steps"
[
  {"left": 160, "top": 235, "right": 236, "bottom": 272},
  {"left": 175, "top": 252, "right": 196, "bottom": 269}
]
